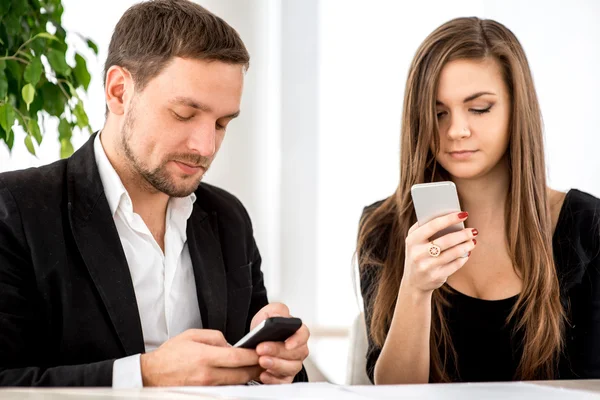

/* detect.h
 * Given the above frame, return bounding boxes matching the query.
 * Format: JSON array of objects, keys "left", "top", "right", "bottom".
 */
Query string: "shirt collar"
[{"left": 94, "top": 132, "right": 129, "bottom": 217}]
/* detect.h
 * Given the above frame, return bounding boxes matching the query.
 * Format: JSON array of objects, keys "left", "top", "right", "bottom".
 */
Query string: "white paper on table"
[
  {"left": 345, "top": 381, "right": 600, "bottom": 400},
  {"left": 170, "top": 382, "right": 365, "bottom": 400}
]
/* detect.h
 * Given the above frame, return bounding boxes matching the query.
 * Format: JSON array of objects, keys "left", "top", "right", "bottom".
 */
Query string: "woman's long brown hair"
[{"left": 357, "top": 17, "right": 564, "bottom": 382}]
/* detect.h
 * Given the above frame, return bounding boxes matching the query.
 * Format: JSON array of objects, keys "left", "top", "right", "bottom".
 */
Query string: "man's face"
[{"left": 120, "top": 57, "right": 244, "bottom": 197}]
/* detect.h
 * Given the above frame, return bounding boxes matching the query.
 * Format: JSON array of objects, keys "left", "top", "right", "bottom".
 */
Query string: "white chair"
[{"left": 345, "top": 312, "right": 372, "bottom": 385}]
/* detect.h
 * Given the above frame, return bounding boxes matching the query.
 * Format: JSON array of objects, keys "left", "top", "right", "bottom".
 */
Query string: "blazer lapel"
[
  {"left": 187, "top": 207, "right": 228, "bottom": 334},
  {"left": 66, "top": 134, "right": 145, "bottom": 356}
]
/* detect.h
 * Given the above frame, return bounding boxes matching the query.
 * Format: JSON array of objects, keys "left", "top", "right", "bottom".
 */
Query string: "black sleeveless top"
[{"left": 360, "top": 189, "right": 600, "bottom": 383}]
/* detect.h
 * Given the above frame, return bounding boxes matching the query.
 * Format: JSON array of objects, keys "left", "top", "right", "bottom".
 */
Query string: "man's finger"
[
  {"left": 260, "top": 370, "right": 294, "bottom": 385},
  {"left": 284, "top": 324, "right": 309, "bottom": 350},
  {"left": 214, "top": 366, "right": 263, "bottom": 386},
  {"left": 258, "top": 356, "right": 302, "bottom": 378},
  {"left": 257, "top": 342, "right": 308, "bottom": 361},
  {"left": 208, "top": 347, "right": 260, "bottom": 368},
  {"left": 184, "top": 329, "right": 228, "bottom": 347}
]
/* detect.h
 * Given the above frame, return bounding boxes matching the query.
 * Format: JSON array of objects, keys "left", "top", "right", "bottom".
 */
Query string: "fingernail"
[
  {"left": 473, "top": 239, "right": 477, "bottom": 245},
  {"left": 272, "top": 314, "right": 282, "bottom": 317},
  {"left": 286, "top": 341, "right": 296, "bottom": 350},
  {"left": 472, "top": 229, "right": 478, "bottom": 236},
  {"left": 262, "top": 358, "right": 273, "bottom": 368},
  {"left": 262, "top": 344, "right": 272, "bottom": 354},
  {"left": 458, "top": 212, "right": 469, "bottom": 219}
]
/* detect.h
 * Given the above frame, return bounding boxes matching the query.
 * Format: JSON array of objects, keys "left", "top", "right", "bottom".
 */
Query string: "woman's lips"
[{"left": 448, "top": 150, "right": 478, "bottom": 160}]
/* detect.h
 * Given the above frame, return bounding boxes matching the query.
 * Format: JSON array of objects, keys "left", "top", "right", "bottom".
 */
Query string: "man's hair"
[{"left": 104, "top": 0, "right": 250, "bottom": 91}]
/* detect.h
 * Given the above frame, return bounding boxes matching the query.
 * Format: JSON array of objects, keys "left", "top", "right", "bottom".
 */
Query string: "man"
[{"left": 0, "top": 0, "right": 309, "bottom": 387}]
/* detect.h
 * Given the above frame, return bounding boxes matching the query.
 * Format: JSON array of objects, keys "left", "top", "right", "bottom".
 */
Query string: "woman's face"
[{"left": 434, "top": 57, "right": 511, "bottom": 180}]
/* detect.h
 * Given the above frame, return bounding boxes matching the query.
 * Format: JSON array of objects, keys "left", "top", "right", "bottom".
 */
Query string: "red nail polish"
[
  {"left": 472, "top": 229, "right": 478, "bottom": 236},
  {"left": 473, "top": 239, "right": 477, "bottom": 245},
  {"left": 458, "top": 212, "right": 469, "bottom": 219}
]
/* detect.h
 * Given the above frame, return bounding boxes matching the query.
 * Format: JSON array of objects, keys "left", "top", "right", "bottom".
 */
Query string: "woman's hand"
[{"left": 402, "top": 211, "right": 477, "bottom": 294}]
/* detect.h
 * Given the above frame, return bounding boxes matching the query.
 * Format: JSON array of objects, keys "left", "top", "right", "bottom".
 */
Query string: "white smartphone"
[{"left": 410, "top": 181, "right": 465, "bottom": 242}]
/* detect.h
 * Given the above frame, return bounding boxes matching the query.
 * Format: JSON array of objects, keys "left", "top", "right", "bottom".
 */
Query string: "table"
[{"left": 2, "top": 380, "right": 600, "bottom": 399}]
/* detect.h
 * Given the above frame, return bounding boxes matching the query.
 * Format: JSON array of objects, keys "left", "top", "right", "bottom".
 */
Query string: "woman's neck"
[{"left": 452, "top": 157, "right": 510, "bottom": 230}]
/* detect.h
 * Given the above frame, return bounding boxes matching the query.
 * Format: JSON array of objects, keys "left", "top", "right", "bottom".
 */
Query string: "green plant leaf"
[
  {"left": 34, "top": 32, "right": 59, "bottom": 42},
  {"left": 0, "top": 103, "right": 16, "bottom": 133},
  {"left": 29, "top": 86, "right": 44, "bottom": 115},
  {"left": 46, "top": 48, "right": 71, "bottom": 76},
  {"left": 49, "top": 30, "right": 68, "bottom": 52},
  {"left": 28, "top": 118, "right": 43, "bottom": 145},
  {"left": 40, "top": 82, "right": 66, "bottom": 117},
  {"left": 24, "top": 57, "right": 43, "bottom": 86},
  {"left": 86, "top": 39, "right": 99, "bottom": 55},
  {"left": 6, "top": 126, "right": 14, "bottom": 149},
  {"left": 22, "top": 83, "right": 35, "bottom": 110},
  {"left": 58, "top": 118, "right": 72, "bottom": 140},
  {"left": 0, "top": 60, "right": 5, "bottom": 71},
  {"left": 65, "top": 80, "right": 77, "bottom": 97},
  {"left": 73, "top": 101, "right": 89, "bottom": 129},
  {"left": 3, "top": 15, "right": 21, "bottom": 38},
  {"left": 0, "top": 1, "right": 10, "bottom": 17},
  {"left": 11, "top": 1, "right": 27, "bottom": 16},
  {"left": 24, "top": 134, "right": 35, "bottom": 155},
  {"left": 73, "top": 53, "right": 91, "bottom": 90},
  {"left": 6, "top": 60, "right": 22, "bottom": 86},
  {"left": 0, "top": 69, "right": 8, "bottom": 99},
  {"left": 60, "top": 137, "right": 74, "bottom": 158}
]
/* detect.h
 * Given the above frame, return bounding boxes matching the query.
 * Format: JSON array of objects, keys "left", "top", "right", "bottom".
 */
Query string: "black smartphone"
[{"left": 233, "top": 317, "right": 303, "bottom": 349}]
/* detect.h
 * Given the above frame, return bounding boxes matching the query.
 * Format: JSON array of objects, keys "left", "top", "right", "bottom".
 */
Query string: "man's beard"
[{"left": 120, "top": 103, "right": 211, "bottom": 198}]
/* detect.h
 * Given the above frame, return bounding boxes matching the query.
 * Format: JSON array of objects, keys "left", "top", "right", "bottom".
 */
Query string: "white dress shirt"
[{"left": 93, "top": 133, "right": 202, "bottom": 388}]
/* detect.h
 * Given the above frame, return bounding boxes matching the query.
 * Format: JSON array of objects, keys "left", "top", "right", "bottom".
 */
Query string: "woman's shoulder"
[
  {"left": 557, "top": 189, "right": 600, "bottom": 239},
  {"left": 358, "top": 197, "right": 394, "bottom": 267},
  {"left": 362, "top": 199, "right": 386, "bottom": 218},
  {"left": 554, "top": 189, "right": 600, "bottom": 289},
  {"left": 564, "top": 188, "right": 600, "bottom": 211}
]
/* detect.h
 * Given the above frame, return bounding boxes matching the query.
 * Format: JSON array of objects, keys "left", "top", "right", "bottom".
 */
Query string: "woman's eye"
[{"left": 470, "top": 106, "right": 492, "bottom": 115}]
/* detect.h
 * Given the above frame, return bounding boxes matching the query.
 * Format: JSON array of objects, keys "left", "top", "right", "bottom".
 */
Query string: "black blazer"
[{"left": 0, "top": 134, "right": 308, "bottom": 386}]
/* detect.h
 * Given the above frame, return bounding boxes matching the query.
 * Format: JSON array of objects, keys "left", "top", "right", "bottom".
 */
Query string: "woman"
[{"left": 357, "top": 17, "right": 600, "bottom": 384}]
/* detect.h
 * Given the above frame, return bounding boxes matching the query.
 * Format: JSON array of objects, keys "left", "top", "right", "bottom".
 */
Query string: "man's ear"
[{"left": 105, "top": 66, "right": 134, "bottom": 116}]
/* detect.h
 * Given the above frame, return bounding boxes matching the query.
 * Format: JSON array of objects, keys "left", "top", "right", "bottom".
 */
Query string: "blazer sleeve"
[{"left": 0, "top": 180, "right": 114, "bottom": 386}]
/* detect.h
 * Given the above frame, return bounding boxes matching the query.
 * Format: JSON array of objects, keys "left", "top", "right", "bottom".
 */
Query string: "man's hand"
[
  {"left": 140, "top": 329, "right": 263, "bottom": 386},
  {"left": 251, "top": 303, "right": 310, "bottom": 384}
]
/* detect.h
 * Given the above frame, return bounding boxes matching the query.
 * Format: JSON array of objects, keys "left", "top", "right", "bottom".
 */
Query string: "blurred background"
[{"left": 2, "top": 0, "right": 599, "bottom": 384}]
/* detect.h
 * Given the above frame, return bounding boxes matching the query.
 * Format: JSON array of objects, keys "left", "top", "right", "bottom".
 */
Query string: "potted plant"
[{"left": 0, "top": 0, "right": 97, "bottom": 158}]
